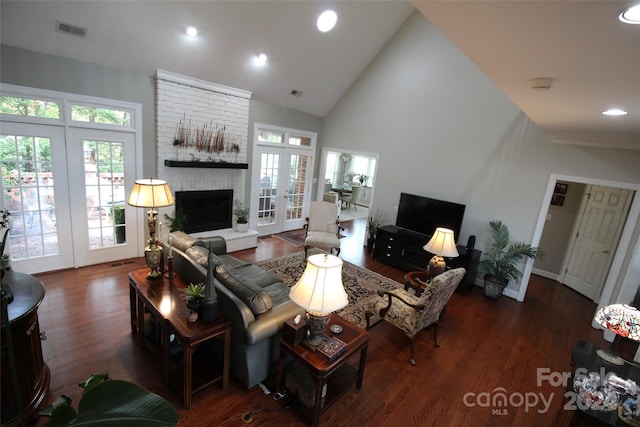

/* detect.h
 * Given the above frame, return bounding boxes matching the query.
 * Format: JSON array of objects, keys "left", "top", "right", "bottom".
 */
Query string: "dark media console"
[{"left": 373, "top": 225, "right": 481, "bottom": 292}]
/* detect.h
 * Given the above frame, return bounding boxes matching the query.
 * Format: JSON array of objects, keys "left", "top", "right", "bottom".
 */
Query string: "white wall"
[{"left": 321, "top": 11, "right": 640, "bottom": 294}]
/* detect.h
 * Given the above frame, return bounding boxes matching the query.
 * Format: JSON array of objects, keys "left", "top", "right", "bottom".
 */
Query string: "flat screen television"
[{"left": 395, "top": 192, "right": 466, "bottom": 241}]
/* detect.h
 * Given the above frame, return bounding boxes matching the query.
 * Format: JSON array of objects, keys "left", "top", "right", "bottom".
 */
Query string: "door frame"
[{"left": 519, "top": 174, "right": 640, "bottom": 308}]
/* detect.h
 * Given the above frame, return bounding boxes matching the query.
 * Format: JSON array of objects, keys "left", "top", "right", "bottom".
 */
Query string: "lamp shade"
[
  {"left": 289, "top": 253, "right": 348, "bottom": 315},
  {"left": 127, "top": 179, "right": 174, "bottom": 208},
  {"left": 594, "top": 304, "right": 640, "bottom": 342},
  {"left": 423, "top": 227, "right": 459, "bottom": 258}
]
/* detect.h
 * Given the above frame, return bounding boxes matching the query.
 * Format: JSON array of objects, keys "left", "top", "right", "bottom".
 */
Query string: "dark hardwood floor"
[{"left": 30, "top": 217, "right": 610, "bottom": 426}]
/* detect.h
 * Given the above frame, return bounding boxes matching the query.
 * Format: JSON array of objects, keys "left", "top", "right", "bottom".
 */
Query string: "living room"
[{"left": 1, "top": 1, "right": 640, "bottom": 425}]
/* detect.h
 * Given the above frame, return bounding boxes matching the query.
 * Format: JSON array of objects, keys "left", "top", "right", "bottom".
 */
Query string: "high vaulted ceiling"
[{"left": 1, "top": 1, "right": 638, "bottom": 150}]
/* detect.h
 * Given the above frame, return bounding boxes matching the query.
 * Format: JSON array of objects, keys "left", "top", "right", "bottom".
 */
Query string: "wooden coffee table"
[
  {"left": 129, "top": 268, "right": 231, "bottom": 409},
  {"left": 275, "top": 314, "right": 369, "bottom": 427}
]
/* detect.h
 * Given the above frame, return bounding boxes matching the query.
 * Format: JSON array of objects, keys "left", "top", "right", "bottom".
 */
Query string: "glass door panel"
[
  {"left": 67, "top": 128, "right": 138, "bottom": 267},
  {"left": 1, "top": 123, "right": 73, "bottom": 273}
]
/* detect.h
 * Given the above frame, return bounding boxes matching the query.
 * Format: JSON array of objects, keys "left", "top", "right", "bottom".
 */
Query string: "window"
[
  {"left": 0, "top": 96, "right": 60, "bottom": 118},
  {"left": 71, "top": 104, "right": 132, "bottom": 127},
  {"left": 324, "top": 152, "right": 340, "bottom": 184}
]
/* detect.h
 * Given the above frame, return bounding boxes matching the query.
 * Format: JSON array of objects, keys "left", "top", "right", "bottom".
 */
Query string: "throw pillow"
[{"left": 215, "top": 264, "right": 273, "bottom": 315}]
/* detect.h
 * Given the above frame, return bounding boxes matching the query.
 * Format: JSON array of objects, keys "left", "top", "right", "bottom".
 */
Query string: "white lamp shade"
[
  {"left": 423, "top": 227, "right": 459, "bottom": 258},
  {"left": 594, "top": 304, "right": 640, "bottom": 342},
  {"left": 127, "top": 179, "right": 174, "bottom": 208},
  {"left": 290, "top": 253, "right": 348, "bottom": 314}
]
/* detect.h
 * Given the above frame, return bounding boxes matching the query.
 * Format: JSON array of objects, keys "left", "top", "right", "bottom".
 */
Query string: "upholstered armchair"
[
  {"left": 304, "top": 201, "right": 343, "bottom": 258},
  {"left": 365, "top": 268, "right": 466, "bottom": 365}
]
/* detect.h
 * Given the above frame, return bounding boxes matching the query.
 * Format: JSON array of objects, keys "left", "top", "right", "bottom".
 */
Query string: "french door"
[
  {"left": 252, "top": 146, "right": 313, "bottom": 235},
  {"left": 1, "top": 122, "right": 74, "bottom": 273},
  {"left": 1, "top": 124, "right": 138, "bottom": 273},
  {"left": 66, "top": 128, "right": 138, "bottom": 267}
]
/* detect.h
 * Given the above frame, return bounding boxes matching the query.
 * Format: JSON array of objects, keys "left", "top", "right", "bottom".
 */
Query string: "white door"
[
  {"left": 66, "top": 128, "right": 139, "bottom": 267},
  {"left": 1, "top": 122, "right": 74, "bottom": 273},
  {"left": 562, "top": 185, "right": 633, "bottom": 300},
  {"left": 252, "top": 146, "right": 313, "bottom": 235}
]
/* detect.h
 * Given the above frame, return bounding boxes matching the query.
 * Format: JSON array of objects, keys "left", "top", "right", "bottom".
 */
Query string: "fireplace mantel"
[{"left": 164, "top": 160, "right": 248, "bottom": 169}]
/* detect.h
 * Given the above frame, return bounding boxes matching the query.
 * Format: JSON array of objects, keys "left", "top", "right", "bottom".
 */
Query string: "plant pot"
[
  {"left": 235, "top": 222, "right": 249, "bottom": 233},
  {"left": 483, "top": 275, "right": 508, "bottom": 299}
]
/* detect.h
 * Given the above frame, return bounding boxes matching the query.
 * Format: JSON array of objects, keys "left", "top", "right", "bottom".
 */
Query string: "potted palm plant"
[
  {"left": 233, "top": 199, "right": 250, "bottom": 232},
  {"left": 477, "top": 219, "right": 540, "bottom": 299},
  {"left": 366, "top": 209, "right": 388, "bottom": 254}
]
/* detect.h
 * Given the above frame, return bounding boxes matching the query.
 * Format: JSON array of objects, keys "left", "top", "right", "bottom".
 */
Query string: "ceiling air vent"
[{"left": 56, "top": 21, "right": 87, "bottom": 38}]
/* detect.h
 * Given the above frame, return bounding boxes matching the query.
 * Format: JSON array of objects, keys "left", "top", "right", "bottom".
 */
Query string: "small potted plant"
[
  {"left": 181, "top": 282, "right": 205, "bottom": 322},
  {"left": 477, "top": 219, "right": 541, "bottom": 299},
  {"left": 357, "top": 174, "right": 368, "bottom": 186},
  {"left": 233, "top": 199, "right": 250, "bottom": 232}
]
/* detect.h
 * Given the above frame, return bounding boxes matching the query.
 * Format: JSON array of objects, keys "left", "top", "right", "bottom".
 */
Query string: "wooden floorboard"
[{"left": 28, "top": 217, "right": 611, "bottom": 426}]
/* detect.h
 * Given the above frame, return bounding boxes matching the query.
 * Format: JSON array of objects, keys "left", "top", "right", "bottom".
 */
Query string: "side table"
[
  {"left": 129, "top": 268, "right": 231, "bottom": 409},
  {"left": 275, "top": 314, "right": 369, "bottom": 427}
]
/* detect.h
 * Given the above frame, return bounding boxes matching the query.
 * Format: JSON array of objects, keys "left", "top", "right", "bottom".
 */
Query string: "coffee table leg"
[
  {"left": 311, "top": 378, "right": 326, "bottom": 427},
  {"left": 275, "top": 352, "right": 285, "bottom": 393}
]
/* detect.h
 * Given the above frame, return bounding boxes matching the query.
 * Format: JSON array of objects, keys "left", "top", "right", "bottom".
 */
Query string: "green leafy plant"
[
  {"left": 181, "top": 282, "right": 205, "bottom": 301},
  {"left": 357, "top": 174, "right": 368, "bottom": 185},
  {"left": 478, "top": 219, "right": 541, "bottom": 288},
  {"left": 233, "top": 199, "right": 249, "bottom": 224},
  {"left": 43, "top": 373, "right": 179, "bottom": 426},
  {"left": 164, "top": 209, "right": 187, "bottom": 232}
]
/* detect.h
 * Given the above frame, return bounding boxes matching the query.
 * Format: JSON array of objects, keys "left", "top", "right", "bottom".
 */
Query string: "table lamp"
[
  {"left": 423, "top": 227, "right": 459, "bottom": 278},
  {"left": 593, "top": 303, "right": 640, "bottom": 365},
  {"left": 289, "top": 253, "right": 348, "bottom": 348},
  {"left": 127, "top": 178, "right": 174, "bottom": 279}
]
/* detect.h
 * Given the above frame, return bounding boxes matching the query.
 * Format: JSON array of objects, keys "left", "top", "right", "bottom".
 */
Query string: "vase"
[
  {"left": 235, "top": 222, "right": 249, "bottom": 233},
  {"left": 186, "top": 299, "right": 202, "bottom": 322},
  {"left": 366, "top": 236, "right": 375, "bottom": 254}
]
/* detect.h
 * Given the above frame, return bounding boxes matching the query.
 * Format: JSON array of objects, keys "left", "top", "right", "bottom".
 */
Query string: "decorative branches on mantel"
[{"left": 173, "top": 116, "right": 241, "bottom": 155}]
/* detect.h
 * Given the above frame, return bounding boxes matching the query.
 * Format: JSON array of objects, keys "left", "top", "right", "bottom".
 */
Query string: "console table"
[
  {"left": 129, "top": 269, "right": 231, "bottom": 409},
  {"left": 373, "top": 225, "right": 481, "bottom": 292},
  {"left": 1, "top": 271, "right": 50, "bottom": 426}
]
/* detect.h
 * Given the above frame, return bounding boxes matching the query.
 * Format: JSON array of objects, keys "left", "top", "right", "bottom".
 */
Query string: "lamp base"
[
  {"left": 426, "top": 255, "right": 446, "bottom": 278},
  {"left": 305, "top": 312, "right": 331, "bottom": 348},
  {"left": 596, "top": 348, "right": 625, "bottom": 365},
  {"left": 144, "top": 241, "right": 163, "bottom": 280}
]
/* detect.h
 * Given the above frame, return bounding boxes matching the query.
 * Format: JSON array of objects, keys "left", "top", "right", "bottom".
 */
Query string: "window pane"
[
  {"left": 288, "top": 135, "right": 312, "bottom": 147},
  {"left": 257, "top": 130, "right": 284, "bottom": 144},
  {"left": 0, "top": 96, "right": 60, "bottom": 118},
  {"left": 71, "top": 104, "right": 131, "bottom": 127}
]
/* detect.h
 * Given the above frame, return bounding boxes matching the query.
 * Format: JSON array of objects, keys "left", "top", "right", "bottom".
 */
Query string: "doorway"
[
  {"left": 519, "top": 174, "right": 640, "bottom": 304},
  {"left": 318, "top": 148, "right": 379, "bottom": 221}
]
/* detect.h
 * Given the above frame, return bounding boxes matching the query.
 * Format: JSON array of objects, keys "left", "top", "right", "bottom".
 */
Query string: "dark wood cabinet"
[
  {"left": 1, "top": 271, "right": 50, "bottom": 426},
  {"left": 373, "top": 225, "right": 481, "bottom": 292}
]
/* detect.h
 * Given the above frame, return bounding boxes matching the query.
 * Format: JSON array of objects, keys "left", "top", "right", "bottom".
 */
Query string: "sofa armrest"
[
  {"left": 196, "top": 235, "right": 227, "bottom": 255},
  {"left": 245, "top": 302, "right": 306, "bottom": 346}
]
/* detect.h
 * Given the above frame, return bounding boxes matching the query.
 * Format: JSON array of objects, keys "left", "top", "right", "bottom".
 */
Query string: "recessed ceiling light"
[
  {"left": 254, "top": 53, "right": 268, "bottom": 66},
  {"left": 619, "top": 4, "right": 640, "bottom": 24},
  {"left": 186, "top": 26, "right": 198, "bottom": 37},
  {"left": 317, "top": 10, "right": 337, "bottom": 33},
  {"left": 602, "top": 108, "right": 628, "bottom": 116}
]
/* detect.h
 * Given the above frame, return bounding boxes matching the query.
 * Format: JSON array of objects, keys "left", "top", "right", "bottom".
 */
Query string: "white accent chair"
[{"left": 303, "top": 201, "right": 343, "bottom": 258}]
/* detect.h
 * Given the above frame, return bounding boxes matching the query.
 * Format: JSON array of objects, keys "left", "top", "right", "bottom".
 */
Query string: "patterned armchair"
[
  {"left": 304, "top": 201, "right": 343, "bottom": 258},
  {"left": 365, "top": 268, "right": 466, "bottom": 365}
]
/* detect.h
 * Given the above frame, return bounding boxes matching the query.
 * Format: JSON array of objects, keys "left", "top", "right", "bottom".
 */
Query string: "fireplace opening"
[{"left": 175, "top": 190, "right": 233, "bottom": 233}]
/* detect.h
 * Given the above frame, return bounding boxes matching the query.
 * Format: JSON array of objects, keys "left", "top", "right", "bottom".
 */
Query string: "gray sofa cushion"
[
  {"left": 185, "top": 245, "right": 209, "bottom": 266},
  {"left": 216, "top": 264, "right": 273, "bottom": 315}
]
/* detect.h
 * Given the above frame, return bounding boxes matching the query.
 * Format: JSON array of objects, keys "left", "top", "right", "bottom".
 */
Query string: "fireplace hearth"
[{"left": 175, "top": 190, "right": 233, "bottom": 233}]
